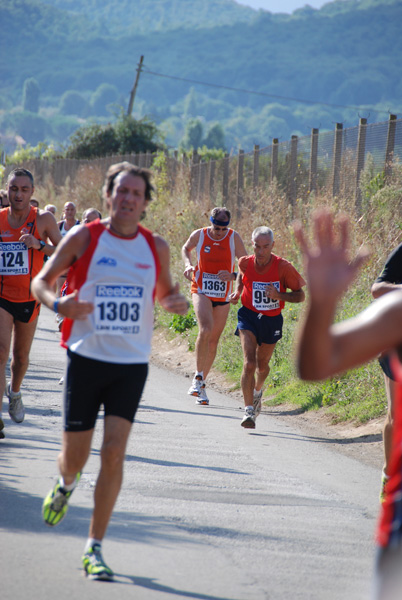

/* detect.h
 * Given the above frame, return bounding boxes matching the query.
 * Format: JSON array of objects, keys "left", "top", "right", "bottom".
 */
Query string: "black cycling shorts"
[
  {"left": 63, "top": 349, "right": 148, "bottom": 432},
  {"left": 379, "top": 354, "right": 395, "bottom": 381},
  {"left": 0, "top": 297, "right": 40, "bottom": 323}
]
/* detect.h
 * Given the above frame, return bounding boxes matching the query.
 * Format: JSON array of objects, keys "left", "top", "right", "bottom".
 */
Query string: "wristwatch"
[{"left": 38, "top": 240, "right": 46, "bottom": 251}]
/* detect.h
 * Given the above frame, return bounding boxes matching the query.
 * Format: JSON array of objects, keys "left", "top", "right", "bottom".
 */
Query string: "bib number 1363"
[
  {"left": 95, "top": 284, "right": 144, "bottom": 335},
  {"left": 202, "top": 272, "right": 227, "bottom": 298}
]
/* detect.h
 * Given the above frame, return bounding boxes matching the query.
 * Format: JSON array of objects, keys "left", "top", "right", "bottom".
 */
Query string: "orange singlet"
[
  {"left": 0, "top": 206, "right": 44, "bottom": 302},
  {"left": 190, "top": 227, "right": 236, "bottom": 302}
]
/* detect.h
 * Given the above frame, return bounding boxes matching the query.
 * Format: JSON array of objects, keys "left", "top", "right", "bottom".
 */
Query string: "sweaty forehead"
[
  {"left": 254, "top": 234, "right": 273, "bottom": 244},
  {"left": 115, "top": 171, "right": 146, "bottom": 190},
  {"left": 8, "top": 175, "right": 33, "bottom": 189}
]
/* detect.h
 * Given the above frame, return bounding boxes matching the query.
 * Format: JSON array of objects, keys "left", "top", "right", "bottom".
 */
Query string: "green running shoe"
[
  {"left": 42, "top": 473, "right": 80, "bottom": 526},
  {"left": 380, "top": 470, "right": 390, "bottom": 504},
  {"left": 82, "top": 544, "right": 114, "bottom": 581}
]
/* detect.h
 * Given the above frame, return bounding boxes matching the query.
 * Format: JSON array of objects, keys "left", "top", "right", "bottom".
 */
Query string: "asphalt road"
[{"left": 0, "top": 308, "right": 381, "bottom": 600}]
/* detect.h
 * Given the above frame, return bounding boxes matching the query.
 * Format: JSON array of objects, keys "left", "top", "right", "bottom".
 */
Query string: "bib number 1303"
[
  {"left": 97, "top": 301, "right": 140, "bottom": 322},
  {"left": 95, "top": 284, "right": 144, "bottom": 335}
]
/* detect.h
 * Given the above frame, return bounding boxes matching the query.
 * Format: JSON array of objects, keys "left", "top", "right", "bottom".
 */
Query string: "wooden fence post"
[
  {"left": 271, "top": 138, "right": 278, "bottom": 182},
  {"left": 309, "top": 128, "right": 319, "bottom": 193},
  {"left": 237, "top": 149, "right": 244, "bottom": 214},
  {"left": 253, "top": 145, "right": 260, "bottom": 190},
  {"left": 190, "top": 150, "right": 200, "bottom": 200},
  {"left": 332, "top": 123, "right": 343, "bottom": 197},
  {"left": 199, "top": 160, "right": 207, "bottom": 199},
  {"left": 209, "top": 160, "right": 216, "bottom": 202},
  {"left": 287, "top": 135, "right": 298, "bottom": 207},
  {"left": 385, "top": 114, "right": 397, "bottom": 181},
  {"left": 355, "top": 117, "right": 367, "bottom": 209},
  {"left": 223, "top": 153, "right": 229, "bottom": 204}
]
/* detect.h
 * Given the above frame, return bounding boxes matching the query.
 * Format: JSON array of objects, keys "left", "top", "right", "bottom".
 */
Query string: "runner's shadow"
[
  {"left": 115, "top": 574, "right": 242, "bottom": 599},
  {"left": 125, "top": 453, "right": 246, "bottom": 475},
  {"left": 264, "top": 429, "right": 382, "bottom": 445}
]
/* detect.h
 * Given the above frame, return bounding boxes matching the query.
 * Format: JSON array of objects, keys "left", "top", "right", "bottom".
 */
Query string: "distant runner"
[
  {"left": 230, "top": 226, "right": 305, "bottom": 429},
  {"left": 182, "top": 207, "right": 246, "bottom": 405},
  {"left": 0, "top": 168, "right": 61, "bottom": 439}
]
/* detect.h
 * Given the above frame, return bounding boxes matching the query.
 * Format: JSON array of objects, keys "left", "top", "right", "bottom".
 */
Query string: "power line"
[{"left": 142, "top": 66, "right": 395, "bottom": 116}]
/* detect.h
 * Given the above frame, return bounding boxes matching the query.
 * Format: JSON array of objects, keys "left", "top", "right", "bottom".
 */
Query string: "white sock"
[
  {"left": 85, "top": 538, "right": 102, "bottom": 552},
  {"left": 195, "top": 371, "right": 204, "bottom": 380},
  {"left": 60, "top": 476, "right": 77, "bottom": 492}
]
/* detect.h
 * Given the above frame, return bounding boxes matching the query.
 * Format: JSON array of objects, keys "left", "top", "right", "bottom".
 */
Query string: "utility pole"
[{"left": 127, "top": 55, "right": 144, "bottom": 116}]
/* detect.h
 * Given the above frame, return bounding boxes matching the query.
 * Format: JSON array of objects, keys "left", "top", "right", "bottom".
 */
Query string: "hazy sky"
[{"left": 235, "top": 0, "right": 331, "bottom": 12}]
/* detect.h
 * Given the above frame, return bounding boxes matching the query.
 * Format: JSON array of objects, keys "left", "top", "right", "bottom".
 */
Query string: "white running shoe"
[
  {"left": 253, "top": 389, "right": 262, "bottom": 417},
  {"left": 195, "top": 385, "right": 209, "bottom": 406},
  {"left": 188, "top": 375, "right": 203, "bottom": 397},
  {"left": 241, "top": 406, "right": 256, "bottom": 429},
  {"left": 7, "top": 383, "right": 25, "bottom": 423}
]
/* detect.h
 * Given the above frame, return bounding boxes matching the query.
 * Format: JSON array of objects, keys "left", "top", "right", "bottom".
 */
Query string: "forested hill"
[
  {"left": 37, "top": 0, "right": 258, "bottom": 33},
  {"left": 1, "top": 0, "right": 402, "bottom": 152}
]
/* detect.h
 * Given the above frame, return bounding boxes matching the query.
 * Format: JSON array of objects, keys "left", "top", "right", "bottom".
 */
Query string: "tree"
[
  {"left": 22, "top": 78, "right": 40, "bottom": 113},
  {"left": 204, "top": 123, "right": 226, "bottom": 150},
  {"left": 50, "top": 115, "right": 82, "bottom": 144},
  {"left": 180, "top": 118, "right": 204, "bottom": 150},
  {"left": 90, "top": 84, "right": 119, "bottom": 117},
  {"left": 183, "top": 87, "right": 198, "bottom": 118},
  {"left": 59, "top": 91, "right": 88, "bottom": 117},
  {"left": 113, "top": 114, "right": 160, "bottom": 154},
  {"left": 0, "top": 111, "right": 48, "bottom": 145},
  {"left": 65, "top": 112, "right": 161, "bottom": 159}
]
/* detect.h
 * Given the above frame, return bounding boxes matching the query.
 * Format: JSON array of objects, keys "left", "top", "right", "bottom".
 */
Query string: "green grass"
[
  {"left": 154, "top": 293, "right": 387, "bottom": 425},
  {"left": 33, "top": 150, "right": 398, "bottom": 427}
]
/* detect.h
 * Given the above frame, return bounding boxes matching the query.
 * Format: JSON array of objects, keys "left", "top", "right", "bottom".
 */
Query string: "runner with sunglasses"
[{"left": 182, "top": 207, "right": 247, "bottom": 405}]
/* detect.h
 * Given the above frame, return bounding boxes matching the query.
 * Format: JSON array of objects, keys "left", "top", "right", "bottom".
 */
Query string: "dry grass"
[
  {"left": 34, "top": 164, "right": 105, "bottom": 219},
  {"left": 30, "top": 152, "right": 402, "bottom": 423}
]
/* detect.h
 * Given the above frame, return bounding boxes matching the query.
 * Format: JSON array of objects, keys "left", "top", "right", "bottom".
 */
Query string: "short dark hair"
[
  {"left": 102, "top": 162, "right": 154, "bottom": 202},
  {"left": 211, "top": 206, "right": 231, "bottom": 222},
  {"left": 7, "top": 168, "right": 34, "bottom": 186}
]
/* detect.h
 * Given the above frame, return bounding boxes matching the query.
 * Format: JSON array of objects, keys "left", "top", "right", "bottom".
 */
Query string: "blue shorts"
[{"left": 235, "top": 305, "right": 283, "bottom": 346}]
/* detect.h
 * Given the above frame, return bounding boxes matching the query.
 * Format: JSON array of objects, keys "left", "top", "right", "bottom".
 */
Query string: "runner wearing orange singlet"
[
  {"left": 0, "top": 168, "right": 61, "bottom": 438},
  {"left": 182, "top": 207, "right": 247, "bottom": 405}
]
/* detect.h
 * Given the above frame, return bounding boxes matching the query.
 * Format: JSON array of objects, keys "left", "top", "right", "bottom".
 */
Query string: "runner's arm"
[
  {"left": 229, "top": 256, "right": 248, "bottom": 304},
  {"left": 155, "top": 235, "right": 189, "bottom": 315},
  {"left": 234, "top": 231, "right": 247, "bottom": 260},
  {"left": 182, "top": 230, "right": 200, "bottom": 281},
  {"left": 265, "top": 284, "right": 305, "bottom": 304},
  {"left": 31, "top": 228, "right": 94, "bottom": 320},
  {"left": 19, "top": 211, "right": 63, "bottom": 257}
]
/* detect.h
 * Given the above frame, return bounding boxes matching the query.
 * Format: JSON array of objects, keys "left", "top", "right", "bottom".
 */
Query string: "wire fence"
[{"left": 4, "top": 115, "right": 401, "bottom": 216}]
